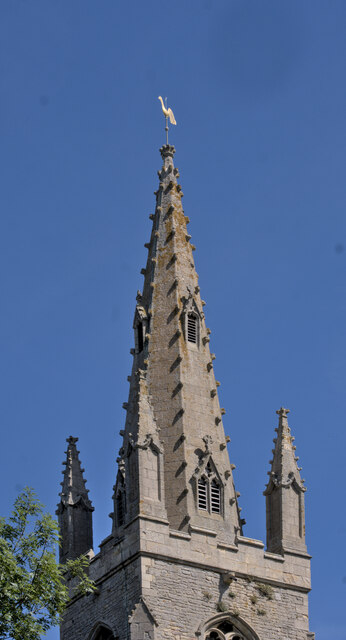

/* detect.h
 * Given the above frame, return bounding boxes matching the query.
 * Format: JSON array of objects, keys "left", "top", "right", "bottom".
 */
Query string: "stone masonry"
[{"left": 57, "top": 145, "right": 314, "bottom": 640}]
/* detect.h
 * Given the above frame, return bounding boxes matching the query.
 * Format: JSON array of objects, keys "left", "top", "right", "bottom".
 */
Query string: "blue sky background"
[{"left": 1, "top": 1, "right": 345, "bottom": 638}]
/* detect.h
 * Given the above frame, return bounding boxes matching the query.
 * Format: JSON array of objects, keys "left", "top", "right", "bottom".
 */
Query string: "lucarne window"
[
  {"left": 137, "top": 322, "right": 144, "bottom": 352},
  {"left": 187, "top": 313, "right": 198, "bottom": 344},
  {"left": 197, "top": 462, "right": 221, "bottom": 515},
  {"left": 116, "top": 492, "right": 125, "bottom": 526}
]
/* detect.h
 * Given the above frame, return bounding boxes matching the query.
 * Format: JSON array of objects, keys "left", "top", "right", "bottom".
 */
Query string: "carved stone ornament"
[
  {"left": 128, "top": 432, "right": 163, "bottom": 454},
  {"left": 193, "top": 453, "right": 224, "bottom": 485},
  {"left": 270, "top": 470, "right": 305, "bottom": 491},
  {"left": 202, "top": 434, "right": 213, "bottom": 454},
  {"left": 116, "top": 457, "right": 125, "bottom": 478},
  {"left": 180, "top": 287, "right": 202, "bottom": 318}
]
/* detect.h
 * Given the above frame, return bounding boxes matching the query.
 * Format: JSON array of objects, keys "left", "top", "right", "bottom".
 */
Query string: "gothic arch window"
[
  {"left": 90, "top": 624, "right": 117, "bottom": 640},
  {"left": 203, "top": 616, "right": 258, "bottom": 640},
  {"left": 197, "top": 461, "right": 222, "bottom": 515}
]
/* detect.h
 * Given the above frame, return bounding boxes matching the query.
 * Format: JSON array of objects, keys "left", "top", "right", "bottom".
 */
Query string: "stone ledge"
[
  {"left": 283, "top": 547, "right": 312, "bottom": 560},
  {"left": 264, "top": 551, "right": 285, "bottom": 563},
  {"left": 169, "top": 530, "right": 191, "bottom": 541},
  {"left": 189, "top": 525, "right": 217, "bottom": 537},
  {"left": 139, "top": 514, "right": 170, "bottom": 526},
  {"left": 237, "top": 535, "right": 264, "bottom": 549},
  {"left": 217, "top": 542, "right": 238, "bottom": 553},
  {"left": 98, "top": 534, "right": 113, "bottom": 548},
  {"left": 124, "top": 514, "right": 170, "bottom": 530}
]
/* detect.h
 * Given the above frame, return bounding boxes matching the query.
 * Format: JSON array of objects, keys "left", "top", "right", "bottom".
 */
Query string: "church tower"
[{"left": 58, "top": 145, "right": 314, "bottom": 640}]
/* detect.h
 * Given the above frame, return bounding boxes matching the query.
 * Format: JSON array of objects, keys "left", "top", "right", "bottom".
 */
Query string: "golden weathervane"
[{"left": 158, "top": 96, "right": 177, "bottom": 144}]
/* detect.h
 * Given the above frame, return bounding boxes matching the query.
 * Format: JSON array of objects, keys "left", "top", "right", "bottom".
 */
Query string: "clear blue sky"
[{"left": 1, "top": 2, "right": 345, "bottom": 638}]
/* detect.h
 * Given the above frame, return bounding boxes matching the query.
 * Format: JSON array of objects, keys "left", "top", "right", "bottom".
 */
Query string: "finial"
[
  {"left": 66, "top": 436, "right": 78, "bottom": 445},
  {"left": 160, "top": 144, "right": 176, "bottom": 160},
  {"left": 276, "top": 407, "right": 290, "bottom": 418},
  {"left": 158, "top": 96, "right": 177, "bottom": 145}
]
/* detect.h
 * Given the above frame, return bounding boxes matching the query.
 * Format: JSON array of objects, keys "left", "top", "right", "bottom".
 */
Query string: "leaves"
[{"left": 0, "top": 488, "right": 96, "bottom": 640}]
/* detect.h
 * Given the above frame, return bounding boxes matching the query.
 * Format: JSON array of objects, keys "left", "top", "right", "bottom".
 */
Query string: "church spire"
[
  {"left": 114, "top": 145, "right": 241, "bottom": 541},
  {"left": 56, "top": 436, "right": 94, "bottom": 563},
  {"left": 264, "top": 408, "right": 307, "bottom": 554}
]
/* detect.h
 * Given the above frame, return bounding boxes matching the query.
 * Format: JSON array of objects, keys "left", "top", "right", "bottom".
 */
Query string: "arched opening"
[
  {"left": 201, "top": 614, "right": 259, "bottom": 640},
  {"left": 91, "top": 624, "right": 117, "bottom": 640},
  {"left": 116, "top": 490, "right": 125, "bottom": 526},
  {"left": 137, "top": 321, "right": 144, "bottom": 352}
]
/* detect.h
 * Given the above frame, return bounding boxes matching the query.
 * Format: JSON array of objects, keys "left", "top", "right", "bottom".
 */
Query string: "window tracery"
[
  {"left": 205, "top": 626, "right": 244, "bottom": 640},
  {"left": 202, "top": 615, "right": 258, "bottom": 640}
]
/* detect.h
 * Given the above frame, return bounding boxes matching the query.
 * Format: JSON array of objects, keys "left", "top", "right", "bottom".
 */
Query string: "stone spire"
[
  {"left": 264, "top": 408, "right": 307, "bottom": 554},
  {"left": 113, "top": 145, "right": 241, "bottom": 542},
  {"left": 56, "top": 436, "right": 94, "bottom": 563}
]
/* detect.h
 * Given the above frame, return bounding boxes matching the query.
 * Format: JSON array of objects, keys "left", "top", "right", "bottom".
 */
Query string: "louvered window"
[
  {"left": 198, "top": 478, "right": 207, "bottom": 510},
  {"left": 187, "top": 313, "right": 197, "bottom": 344},
  {"left": 210, "top": 480, "right": 221, "bottom": 513},
  {"left": 197, "top": 463, "right": 222, "bottom": 515}
]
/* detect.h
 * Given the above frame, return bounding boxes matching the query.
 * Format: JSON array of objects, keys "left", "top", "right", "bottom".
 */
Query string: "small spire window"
[
  {"left": 187, "top": 313, "right": 198, "bottom": 344},
  {"left": 197, "top": 461, "right": 222, "bottom": 515},
  {"left": 137, "top": 322, "right": 144, "bottom": 353},
  {"left": 116, "top": 492, "right": 125, "bottom": 527},
  {"left": 198, "top": 478, "right": 207, "bottom": 510}
]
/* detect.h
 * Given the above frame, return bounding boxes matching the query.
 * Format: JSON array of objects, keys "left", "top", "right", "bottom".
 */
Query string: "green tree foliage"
[{"left": 0, "top": 488, "right": 96, "bottom": 640}]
